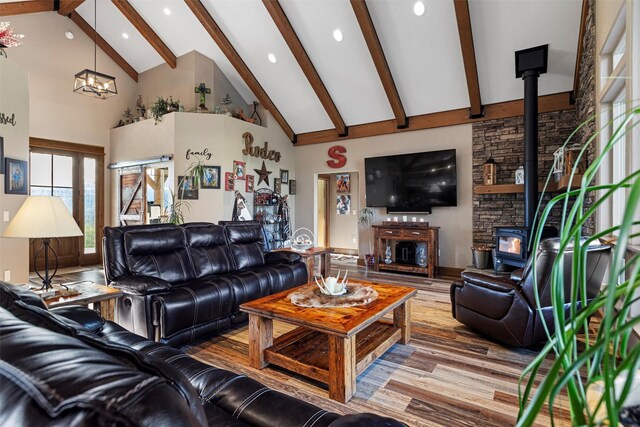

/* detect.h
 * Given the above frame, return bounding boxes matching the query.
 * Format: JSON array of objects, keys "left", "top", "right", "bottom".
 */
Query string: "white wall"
[
  {"left": 0, "top": 58, "right": 30, "bottom": 283},
  {"left": 328, "top": 172, "right": 359, "bottom": 250},
  {"left": 294, "top": 124, "right": 473, "bottom": 269},
  {"left": 110, "top": 111, "right": 295, "bottom": 226},
  {"left": 4, "top": 12, "right": 139, "bottom": 226}
]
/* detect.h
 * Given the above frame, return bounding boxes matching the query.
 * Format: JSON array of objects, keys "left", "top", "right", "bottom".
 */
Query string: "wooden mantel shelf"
[{"left": 474, "top": 174, "right": 584, "bottom": 195}]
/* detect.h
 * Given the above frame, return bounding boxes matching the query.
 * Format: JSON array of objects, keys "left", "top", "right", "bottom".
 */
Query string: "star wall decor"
[{"left": 254, "top": 161, "right": 272, "bottom": 186}]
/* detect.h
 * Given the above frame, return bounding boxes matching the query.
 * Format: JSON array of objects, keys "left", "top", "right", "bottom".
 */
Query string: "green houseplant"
[
  {"left": 167, "top": 160, "right": 207, "bottom": 225},
  {"left": 517, "top": 107, "right": 640, "bottom": 426},
  {"left": 358, "top": 207, "right": 375, "bottom": 267}
]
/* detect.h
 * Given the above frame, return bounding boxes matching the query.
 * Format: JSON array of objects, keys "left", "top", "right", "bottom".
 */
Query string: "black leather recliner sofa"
[
  {"left": 0, "top": 282, "right": 403, "bottom": 426},
  {"left": 450, "top": 238, "right": 611, "bottom": 347},
  {"left": 103, "top": 222, "right": 308, "bottom": 346}
]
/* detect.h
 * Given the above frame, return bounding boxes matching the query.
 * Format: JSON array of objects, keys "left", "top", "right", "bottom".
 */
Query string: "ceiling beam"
[
  {"left": 68, "top": 11, "right": 139, "bottom": 82},
  {"left": 350, "top": 0, "right": 407, "bottom": 129},
  {"left": 263, "top": 0, "right": 347, "bottom": 137},
  {"left": 0, "top": 1, "right": 54, "bottom": 16},
  {"left": 572, "top": 0, "right": 589, "bottom": 104},
  {"left": 453, "top": 0, "right": 483, "bottom": 118},
  {"left": 184, "top": 0, "right": 295, "bottom": 142},
  {"left": 111, "top": 0, "right": 177, "bottom": 68},
  {"left": 296, "top": 91, "right": 574, "bottom": 145},
  {"left": 58, "top": 0, "right": 85, "bottom": 16}
]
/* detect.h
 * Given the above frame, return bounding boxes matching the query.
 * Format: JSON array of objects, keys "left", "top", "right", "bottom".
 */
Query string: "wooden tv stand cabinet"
[{"left": 372, "top": 224, "right": 439, "bottom": 278}]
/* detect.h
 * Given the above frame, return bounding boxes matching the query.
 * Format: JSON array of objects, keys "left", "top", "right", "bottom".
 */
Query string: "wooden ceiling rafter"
[
  {"left": 68, "top": 11, "right": 139, "bottom": 82},
  {"left": 453, "top": 0, "right": 483, "bottom": 118},
  {"left": 263, "top": 0, "right": 347, "bottom": 137},
  {"left": 0, "top": 0, "right": 54, "bottom": 16},
  {"left": 184, "top": 0, "right": 295, "bottom": 142},
  {"left": 57, "top": 0, "right": 85, "bottom": 16},
  {"left": 111, "top": 0, "right": 177, "bottom": 69},
  {"left": 296, "top": 91, "right": 574, "bottom": 146},
  {"left": 572, "top": 0, "right": 589, "bottom": 104},
  {"left": 350, "top": 0, "right": 407, "bottom": 129}
]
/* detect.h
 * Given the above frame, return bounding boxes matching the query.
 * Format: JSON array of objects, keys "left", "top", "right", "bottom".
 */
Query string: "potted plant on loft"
[
  {"left": 517, "top": 107, "right": 640, "bottom": 426},
  {"left": 358, "top": 207, "right": 375, "bottom": 267}
]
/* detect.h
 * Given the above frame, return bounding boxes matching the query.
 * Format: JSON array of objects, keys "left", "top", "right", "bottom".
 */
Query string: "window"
[
  {"left": 30, "top": 152, "right": 74, "bottom": 214},
  {"left": 598, "top": 4, "right": 629, "bottom": 237}
]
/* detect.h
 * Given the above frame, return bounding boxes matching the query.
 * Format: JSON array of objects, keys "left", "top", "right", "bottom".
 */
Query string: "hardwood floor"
[
  {"left": 185, "top": 261, "right": 572, "bottom": 427},
  {"left": 47, "top": 261, "right": 572, "bottom": 426}
]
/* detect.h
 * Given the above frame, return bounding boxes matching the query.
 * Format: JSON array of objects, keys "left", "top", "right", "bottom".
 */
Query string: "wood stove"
[
  {"left": 494, "top": 226, "right": 556, "bottom": 269},
  {"left": 494, "top": 45, "right": 558, "bottom": 270}
]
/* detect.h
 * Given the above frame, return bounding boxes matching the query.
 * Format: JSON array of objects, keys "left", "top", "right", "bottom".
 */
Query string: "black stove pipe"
[{"left": 522, "top": 69, "right": 539, "bottom": 229}]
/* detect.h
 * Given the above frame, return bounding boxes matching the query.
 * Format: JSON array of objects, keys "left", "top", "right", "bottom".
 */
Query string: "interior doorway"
[
  {"left": 317, "top": 175, "right": 329, "bottom": 248},
  {"left": 28, "top": 138, "right": 105, "bottom": 270},
  {"left": 316, "top": 172, "right": 359, "bottom": 254}
]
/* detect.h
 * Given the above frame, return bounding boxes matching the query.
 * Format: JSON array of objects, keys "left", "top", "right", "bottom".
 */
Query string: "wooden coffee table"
[{"left": 240, "top": 280, "right": 416, "bottom": 403}]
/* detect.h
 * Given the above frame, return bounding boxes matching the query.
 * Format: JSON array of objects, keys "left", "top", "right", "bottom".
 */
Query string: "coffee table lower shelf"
[{"left": 264, "top": 320, "right": 401, "bottom": 386}]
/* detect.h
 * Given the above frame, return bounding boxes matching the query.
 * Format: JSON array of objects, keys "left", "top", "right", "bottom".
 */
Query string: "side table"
[
  {"left": 275, "top": 247, "right": 334, "bottom": 280},
  {"left": 42, "top": 283, "right": 123, "bottom": 321}
]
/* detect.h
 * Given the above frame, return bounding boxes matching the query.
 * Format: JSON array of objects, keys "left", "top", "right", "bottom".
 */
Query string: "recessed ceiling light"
[
  {"left": 65, "top": 31, "right": 74, "bottom": 40},
  {"left": 268, "top": 53, "right": 277, "bottom": 64},
  {"left": 413, "top": 1, "right": 425, "bottom": 16},
  {"left": 122, "top": 33, "right": 129, "bottom": 39},
  {"left": 163, "top": 8, "right": 171, "bottom": 15},
  {"left": 333, "top": 29, "right": 343, "bottom": 42}
]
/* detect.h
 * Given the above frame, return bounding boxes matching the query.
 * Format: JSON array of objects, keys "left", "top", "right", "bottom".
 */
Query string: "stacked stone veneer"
[
  {"left": 471, "top": 0, "right": 596, "bottom": 246},
  {"left": 472, "top": 111, "right": 579, "bottom": 245}
]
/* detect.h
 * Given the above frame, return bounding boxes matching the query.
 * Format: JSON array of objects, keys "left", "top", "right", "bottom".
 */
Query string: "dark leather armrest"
[
  {"left": 329, "top": 414, "right": 407, "bottom": 426},
  {"left": 460, "top": 271, "right": 518, "bottom": 293},
  {"left": 50, "top": 305, "right": 106, "bottom": 332},
  {"left": 110, "top": 275, "right": 172, "bottom": 295},
  {"left": 265, "top": 250, "right": 302, "bottom": 264},
  {"left": 510, "top": 268, "right": 525, "bottom": 282}
]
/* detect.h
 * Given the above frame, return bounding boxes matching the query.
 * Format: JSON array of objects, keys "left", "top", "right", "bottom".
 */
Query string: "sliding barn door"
[{"left": 119, "top": 167, "right": 146, "bottom": 226}]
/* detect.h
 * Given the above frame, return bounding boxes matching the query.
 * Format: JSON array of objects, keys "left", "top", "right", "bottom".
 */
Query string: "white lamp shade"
[{"left": 2, "top": 196, "right": 83, "bottom": 238}]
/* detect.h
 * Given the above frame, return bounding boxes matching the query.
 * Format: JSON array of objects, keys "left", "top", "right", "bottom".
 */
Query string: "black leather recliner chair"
[
  {"left": 0, "top": 282, "right": 404, "bottom": 426},
  {"left": 450, "top": 238, "right": 611, "bottom": 347},
  {"left": 103, "top": 222, "right": 308, "bottom": 347}
]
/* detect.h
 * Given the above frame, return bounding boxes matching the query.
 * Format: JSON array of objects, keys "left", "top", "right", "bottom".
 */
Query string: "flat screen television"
[{"left": 364, "top": 149, "right": 457, "bottom": 212}]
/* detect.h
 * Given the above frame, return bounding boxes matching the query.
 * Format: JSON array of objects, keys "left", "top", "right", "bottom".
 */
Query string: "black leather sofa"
[
  {"left": 0, "top": 282, "right": 403, "bottom": 427},
  {"left": 103, "top": 222, "right": 308, "bottom": 346}
]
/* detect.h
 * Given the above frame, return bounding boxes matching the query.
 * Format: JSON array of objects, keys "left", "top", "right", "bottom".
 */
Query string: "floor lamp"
[{"left": 2, "top": 196, "right": 83, "bottom": 292}]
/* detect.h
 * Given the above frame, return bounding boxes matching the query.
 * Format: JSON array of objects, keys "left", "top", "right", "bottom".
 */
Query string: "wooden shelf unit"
[
  {"left": 373, "top": 224, "right": 439, "bottom": 278},
  {"left": 474, "top": 174, "right": 584, "bottom": 195}
]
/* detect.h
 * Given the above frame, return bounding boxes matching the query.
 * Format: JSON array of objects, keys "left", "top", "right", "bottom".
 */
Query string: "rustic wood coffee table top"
[
  {"left": 240, "top": 279, "right": 416, "bottom": 403},
  {"left": 240, "top": 280, "right": 416, "bottom": 337}
]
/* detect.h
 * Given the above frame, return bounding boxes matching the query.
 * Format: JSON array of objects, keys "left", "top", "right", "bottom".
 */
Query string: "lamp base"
[{"left": 32, "top": 238, "right": 68, "bottom": 293}]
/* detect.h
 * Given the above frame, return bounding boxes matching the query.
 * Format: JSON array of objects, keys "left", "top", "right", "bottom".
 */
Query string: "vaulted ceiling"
[{"left": 0, "top": 0, "right": 585, "bottom": 143}]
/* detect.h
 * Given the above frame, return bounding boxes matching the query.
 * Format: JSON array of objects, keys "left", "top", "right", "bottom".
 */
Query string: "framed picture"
[
  {"left": 289, "top": 179, "right": 296, "bottom": 195},
  {"left": 336, "top": 173, "right": 350, "bottom": 193},
  {"left": 233, "top": 160, "right": 246, "bottom": 180},
  {"left": 201, "top": 165, "right": 221, "bottom": 189},
  {"left": 0, "top": 136, "right": 4, "bottom": 175},
  {"left": 4, "top": 158, "right": 28, "bottom": 195},
  {"left": 225, "top": 172, "right": 234, "bottom": 191},
  {"left": 246, "top": 175, "right": 254, "bottom": 192},
  {"left": 274, "top": 178, "right": 281, "bottom": 194},
  {"left": 336, "top": 194, "right": 351, "bottom": 215},
  {"left": 178, "top": 176, "right": 198, "bottom": 200},
  {"left": 280, "top": 169, "right": 289, "bottom": 184}
]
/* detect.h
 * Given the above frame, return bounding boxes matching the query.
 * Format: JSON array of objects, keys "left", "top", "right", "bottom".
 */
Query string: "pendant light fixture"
[{"left": 73, "top": 0, "right": 117, "bottom": 99}]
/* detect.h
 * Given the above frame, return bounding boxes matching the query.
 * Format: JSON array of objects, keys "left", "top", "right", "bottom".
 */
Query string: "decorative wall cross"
[{"left": 194, "top": 83, "right": 211, "bottom": 110}]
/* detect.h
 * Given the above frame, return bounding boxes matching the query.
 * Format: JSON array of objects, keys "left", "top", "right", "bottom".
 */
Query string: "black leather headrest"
[
  {"left": 225, "top": 223, "right": 264, "bottom": 244},
  {"left": 125, "top": 228, "right": 186, "bottom": 256},
  {"left": 0, "top": 282, "right": 47, "bottom": 310},
  {"left": 185, "top": 224, "right": 226, "bottom": 248}
]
